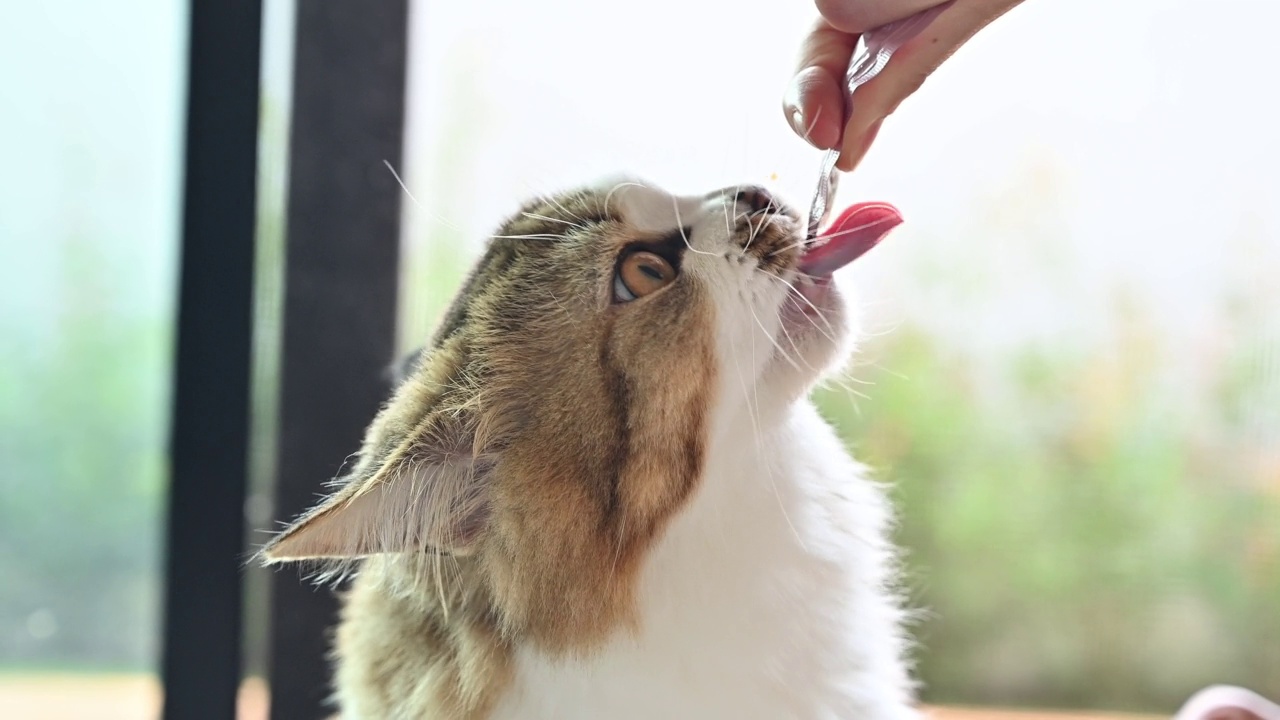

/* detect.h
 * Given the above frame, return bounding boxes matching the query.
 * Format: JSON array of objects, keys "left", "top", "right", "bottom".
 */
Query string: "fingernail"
[{"left": 788, "top": 105, "right": 817, "bottom": 148}]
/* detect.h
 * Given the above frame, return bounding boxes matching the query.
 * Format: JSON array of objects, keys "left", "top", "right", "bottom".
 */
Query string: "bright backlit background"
[{"left": 2, "top": 0, "right": 1277, "bottom": 717}]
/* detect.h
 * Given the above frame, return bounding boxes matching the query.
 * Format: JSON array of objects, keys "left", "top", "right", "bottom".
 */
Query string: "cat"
[{"left": 261, "top": 177, "right": 915, "bottom": 719}]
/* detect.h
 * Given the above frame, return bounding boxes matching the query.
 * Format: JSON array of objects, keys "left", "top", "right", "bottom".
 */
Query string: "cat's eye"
[{"left": 614, "top": 251, "right": 676, "bottom": 302}]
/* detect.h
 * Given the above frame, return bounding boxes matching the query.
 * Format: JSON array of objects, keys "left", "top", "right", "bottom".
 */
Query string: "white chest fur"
[{"left": 489, "top": 401, "right": 917, "bottom": 720}]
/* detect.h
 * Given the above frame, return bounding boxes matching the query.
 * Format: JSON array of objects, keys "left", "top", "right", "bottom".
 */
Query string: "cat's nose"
[
  {"left": 709, "top": 185, "right": 776, "bottom": 214},
  {"left": 734, "top": 186, "right": 776, "bottom": 214}
]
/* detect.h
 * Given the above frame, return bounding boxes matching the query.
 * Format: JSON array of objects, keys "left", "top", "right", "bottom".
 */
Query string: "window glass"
[
  {"left": 397, "top": 0, "right": 1280, "bottom": 712},
  {"left": 0, "top": 1, "right": 188, "bottom": 716}
]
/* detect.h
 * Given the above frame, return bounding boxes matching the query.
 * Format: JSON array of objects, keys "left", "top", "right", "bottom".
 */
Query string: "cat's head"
[{"left": 261, "top": 178, "right": 898, "bottom": 649}]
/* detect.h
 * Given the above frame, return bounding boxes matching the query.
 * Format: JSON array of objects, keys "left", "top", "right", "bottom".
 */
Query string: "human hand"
[{"left": 785, "top": 0, "right": 1025, "bottom": 171}]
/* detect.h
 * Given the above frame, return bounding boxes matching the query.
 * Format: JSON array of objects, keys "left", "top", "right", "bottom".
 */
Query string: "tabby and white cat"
[{"left": 262, "top": 178, "right": 913, "bottom": 719}]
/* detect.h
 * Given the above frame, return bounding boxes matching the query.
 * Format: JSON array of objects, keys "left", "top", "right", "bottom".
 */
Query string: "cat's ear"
[{"left": 260, "top": 433, "right": 493, "bottom": 563}]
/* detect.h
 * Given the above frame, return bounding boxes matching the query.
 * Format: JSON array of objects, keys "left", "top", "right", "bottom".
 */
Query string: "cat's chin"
[
  {"left": 784, "top": 274, "right": 835, "bottom": 320},
  {"left": 768, "top": 272, "right": 852, "bottom": 395}
]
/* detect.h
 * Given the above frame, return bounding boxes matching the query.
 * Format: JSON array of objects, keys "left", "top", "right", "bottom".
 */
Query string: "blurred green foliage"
[
  {"left": 0, "top": 235, "right": 166, "bottom": 670},
  {"left": 817, "top": 301, "right": 1280, "bottom": 711}
]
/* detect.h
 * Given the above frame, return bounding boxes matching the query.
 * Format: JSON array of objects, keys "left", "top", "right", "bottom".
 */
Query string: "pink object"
[{"left": 799, "top": 201, "right": 904, "bottom": 276}]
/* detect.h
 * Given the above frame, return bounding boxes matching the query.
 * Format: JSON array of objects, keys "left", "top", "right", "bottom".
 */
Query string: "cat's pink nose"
[{"left": 722, "top": 185, "right": 775, "bottom": 214}]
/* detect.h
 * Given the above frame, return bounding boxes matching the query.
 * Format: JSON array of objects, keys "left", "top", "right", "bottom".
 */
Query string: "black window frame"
[{"left": 162, "top": 3, "right": 409, "bottom": 718}]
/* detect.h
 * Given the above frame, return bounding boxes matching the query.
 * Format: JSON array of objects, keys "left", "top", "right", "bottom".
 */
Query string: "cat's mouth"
[{"left": 785, "top": 202, "right": 904, "bottom": 321}]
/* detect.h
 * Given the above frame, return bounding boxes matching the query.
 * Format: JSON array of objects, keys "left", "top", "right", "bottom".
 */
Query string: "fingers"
[
  {"left": 787, "top": 0, "right": 1025, "bottom": 165},
  {"left": 834, "top": 0, "right": 1023, "bottom": 171},
  {"left": 815, "top": 0, "right": 950, "bottom": 34},
  {"left": 784, "top": 18, "right": 858, "bottom": 150}
]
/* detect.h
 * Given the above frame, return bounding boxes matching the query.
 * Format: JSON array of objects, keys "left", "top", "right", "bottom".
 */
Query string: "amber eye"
[{"left": 614, "top": 251, "right": 676, "bottom": 302}]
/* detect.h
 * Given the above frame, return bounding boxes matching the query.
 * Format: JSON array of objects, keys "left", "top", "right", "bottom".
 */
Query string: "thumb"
[{"left": 784, "top": 18, "right": 859, "bottom": 150}]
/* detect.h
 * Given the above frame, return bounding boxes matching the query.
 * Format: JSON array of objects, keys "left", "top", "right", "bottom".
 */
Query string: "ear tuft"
[{"left": 261, "top": 448, "right": 493, "bottom": 563}]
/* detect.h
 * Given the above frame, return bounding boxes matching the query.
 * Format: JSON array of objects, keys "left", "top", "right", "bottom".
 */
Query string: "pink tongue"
[{"left": 798, "top": 202, "right": 903, "bottom": 277}]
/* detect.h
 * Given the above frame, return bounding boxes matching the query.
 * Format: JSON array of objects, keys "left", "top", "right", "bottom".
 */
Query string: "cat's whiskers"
[
  {"left": 601, "top": 181, "right": 647, "bottom": 221},
  {"left": 382, "top": 159, "right": 422, "bottom": 209},
  {"left": 383, "top": 159, "right": 475, "bottom": 234},
  {"left": 741, "top": 199, "right": 785, "bottom": 253},
  {"left": 850, "top": 303, "right": 906, "bottom": 343},
  {"left": 802, "top": 103, "right": 826, "bottom": 147},
  {"left": 820, "top": 367, "right": 873, "bottom": 404},
  {"left": 671, "top": 196, "right": 719, "bottom": 257},
  {"left": 745, "top": 210, "right": 789, "bottom": 254},
  {"left": 489, "top": 233, "right": 563, "bottom": 242},
  {"left": 545, "top": 192, "right": 596, "bottom": 229},
  {"left": 865, "top": 358, "right": 908, "bottom": 382},
  {"left": 746, "top": 303, "right": 804, "bottom": 374},
  {"left": 745, "top": 271, "right": 868, "bottom": 403},
  {"left": 522, "top": 211, "right": 583, "bottom": 230},
  {"left": 767, "top": 237, "right": 811, "bottom": 258},
  {"left": 743, "top": 212, "right": 764, "bottom": 252},
  {"left": 768, "top": 214, "right": 900, "bottom": 258},
  {"left": 721, "top": 189, "right": 736, "bottom": 239},
  {"left": 765, "top": 301, "right": 829, "bottom": 381},
  {"left": 753, "top": 287, "right": 871, "bottom": 405},
  {"left": 726, "top": 211, "right": 759, "bottom": 253},
  {"left": 760, "top": 273, "right": 877, "bottom": 404},
  {"left": 754, "top": 270, "right": 842, "bottom": 344},
  {"left": 764, "top": 275, "right": 876, "bottom": 404}
]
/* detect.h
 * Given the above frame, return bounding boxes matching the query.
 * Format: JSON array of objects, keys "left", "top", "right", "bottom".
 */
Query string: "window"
[
  {"left": 0, "top": 1, "right": 188, "bottom": 716},
  {"left": 396, "top": 0, "right": 1280, "bottom": 712},
  {"left": 3, "top": 1, "right": 1275, "bottom": 717}
]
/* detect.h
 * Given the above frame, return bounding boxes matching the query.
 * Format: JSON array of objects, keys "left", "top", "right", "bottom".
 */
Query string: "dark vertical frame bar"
[
  {"left": 268, "top": 3, "right": 409, "bottom": 718},
  {"left": 161, "top": 2, "right": 263, "bottom": 719}
]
